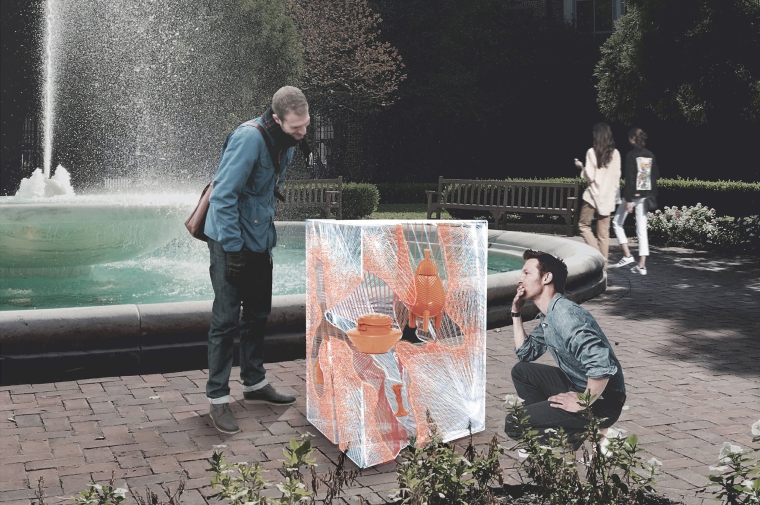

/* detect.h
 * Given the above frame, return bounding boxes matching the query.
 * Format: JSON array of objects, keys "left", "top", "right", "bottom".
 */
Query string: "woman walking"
[
  {"left": 611, "top": 128, "right": 660, "bottom": 275},
  {"left": 574, "top": 122, "right": 621, "bottom": 265}
]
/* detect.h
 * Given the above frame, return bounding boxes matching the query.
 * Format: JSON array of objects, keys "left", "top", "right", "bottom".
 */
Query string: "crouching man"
[{"left": 504, "top": 250, "right": 626, "bottom": 450}]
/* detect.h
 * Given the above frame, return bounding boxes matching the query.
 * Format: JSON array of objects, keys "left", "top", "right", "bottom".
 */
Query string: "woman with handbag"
[
  {"left": 574, "top": 122, "right": 621, "bottom": 265},
  {"left": 611, "top": 128, "right": 660, "bottom": 275}
]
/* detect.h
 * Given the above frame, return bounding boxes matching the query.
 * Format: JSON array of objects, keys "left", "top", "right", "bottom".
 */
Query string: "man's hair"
[
  {"left": 628, "top": 127, "right": 647, "bottom": 148},
  {"left": 272, "top": 86, "right": 308, "bottom": 118},
  {"left": 523, "top": 249, "right": 568, "bottom": 294}
]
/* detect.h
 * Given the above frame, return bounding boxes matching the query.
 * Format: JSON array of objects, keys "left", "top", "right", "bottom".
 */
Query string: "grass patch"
[{"left": 368, "top": 204, "right": 454, "bottom": 220}]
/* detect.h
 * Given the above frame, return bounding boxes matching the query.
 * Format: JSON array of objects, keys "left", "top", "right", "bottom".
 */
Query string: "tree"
[
  {"left": 285, "top": 0, "right": 405, "bottom": 117},
  {"left": 595, "top": 0, "right": 760, "bottom": 125}
]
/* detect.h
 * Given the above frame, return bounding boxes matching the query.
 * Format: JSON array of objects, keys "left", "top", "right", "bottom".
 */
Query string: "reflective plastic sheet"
[{"left": 305, "top": 220, "right": 488, "bottom": 468}]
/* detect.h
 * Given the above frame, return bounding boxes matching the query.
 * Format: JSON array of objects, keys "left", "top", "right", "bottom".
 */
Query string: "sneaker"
[
  {"left": 209, "top": 403, "right": 240, "bottom": 434},
  {"left": 612, "top": 256, "right": 634, "bottom": 268},
  {"left": 599, "top": 437, "right": 613, "bottom": 457},
  {"left": 631, "top": 265, "right": 647, "bottom": 275},
  {"left": 243, "top": 384, "right": 296, "bottom": 405}
]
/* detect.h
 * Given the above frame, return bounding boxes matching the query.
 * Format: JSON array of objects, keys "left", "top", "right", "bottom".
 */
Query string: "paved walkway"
[{"left": 1, "top": 243, "right": 758, "bottom": 505}]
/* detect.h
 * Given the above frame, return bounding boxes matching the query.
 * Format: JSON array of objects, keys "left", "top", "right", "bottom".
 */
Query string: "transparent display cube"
[{"left": 305, "top": 219, "right": 488, "bottom": 467}]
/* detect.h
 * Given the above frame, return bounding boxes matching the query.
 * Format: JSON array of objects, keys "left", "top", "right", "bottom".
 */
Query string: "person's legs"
[
  {"left": 505, "top": 362, "right": 578, "bottom": 440},
  {"left": 239, "top": 250, "right": 296, "bottom": 406},
  {"left": 633, "top": 198, "right": 649, "bottom": 266},
  {"left": 611, "top": 202, "right": 634, "bottom": 264},
  {"left": 206, "top": 239, "right": 241, "bottom": 403},
  {"left": 578, "top": 202, "right": 599, "bottom": 252},
  {"left": 510, "top": 361, "right": 574, "bottom": 405},
  {"left": 206, "top": 239, "right": 242, "bottom": 434},
  {"left": 506, "top": 363, "right": 625, "bottom": 450},
  {"left": 596, "top": 213, "right": 610, "bottom": 261},
  {"left": 239, "top": 251, "right": 272, "bottom": 391}
]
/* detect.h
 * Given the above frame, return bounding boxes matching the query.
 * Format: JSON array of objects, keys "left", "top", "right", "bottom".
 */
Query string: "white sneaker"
[
  {"left": 631, "top": 265, "right": 647, "bottom": 275},
  {"left": 612, "top": 256, "right": 634, "bottom": 268}
]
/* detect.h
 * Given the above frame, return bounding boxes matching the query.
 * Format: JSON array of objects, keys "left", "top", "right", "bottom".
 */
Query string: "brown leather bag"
[{"left": 184, "top": 182, "right": 212, "bottom": 241}]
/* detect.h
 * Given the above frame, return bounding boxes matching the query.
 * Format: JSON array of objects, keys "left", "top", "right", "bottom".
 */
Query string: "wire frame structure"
[{"left": 305, "top": 219, "right": 488, "bottom": 467}]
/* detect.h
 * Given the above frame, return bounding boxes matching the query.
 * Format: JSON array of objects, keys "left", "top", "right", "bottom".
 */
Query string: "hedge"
[
  {"left": 342, "top": 183, "right": 380, "bottom": 219},
  {"left": 377, "top": 178, "right": 759, "bottom": 217}
]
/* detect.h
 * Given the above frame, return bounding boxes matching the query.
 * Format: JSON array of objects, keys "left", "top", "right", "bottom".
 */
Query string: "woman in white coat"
[{"left": 574, "top": 122, "right": 621, "bottom": 265}]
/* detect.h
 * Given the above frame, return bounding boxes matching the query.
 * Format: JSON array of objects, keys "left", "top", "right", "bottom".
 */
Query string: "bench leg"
[
  {"left": 562, "top": 214, "right": 574, "bottom": 236},
  {"left": 492, "top": 212, "right": 503, "bottom": 230}
]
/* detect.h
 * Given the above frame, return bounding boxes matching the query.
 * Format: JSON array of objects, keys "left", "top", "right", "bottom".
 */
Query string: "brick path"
[{"left": 1, "top": 243, "right": 758, "bottom": 505}]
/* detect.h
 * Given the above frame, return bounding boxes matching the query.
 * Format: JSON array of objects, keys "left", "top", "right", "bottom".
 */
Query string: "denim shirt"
[
  {"left": 205, "top": 118, "right": 295, "bottom": 254},
  {"left": 515, "top": 294, "right": 626, "bottom": 394}
]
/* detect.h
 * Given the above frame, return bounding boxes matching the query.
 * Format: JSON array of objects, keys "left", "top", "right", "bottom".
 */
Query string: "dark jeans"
[
  {"left": 206, "top": 238, "right": 273, "bottom": 400},
  {"left": 504, "top": 362, "right": 625, "bottom": 450}
]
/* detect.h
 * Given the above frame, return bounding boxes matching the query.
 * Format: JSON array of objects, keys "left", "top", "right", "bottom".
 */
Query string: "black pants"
[{"left": 504, "top": 362, "right": 625, "bottom": 450}]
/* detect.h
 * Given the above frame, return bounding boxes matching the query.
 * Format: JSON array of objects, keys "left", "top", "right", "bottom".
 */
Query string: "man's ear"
[
  {"left": 272, "top": 113, "right": 281, "bottom": 125},
  {"left": 542, "top": 272, "right": 553, "bottom": 285}
]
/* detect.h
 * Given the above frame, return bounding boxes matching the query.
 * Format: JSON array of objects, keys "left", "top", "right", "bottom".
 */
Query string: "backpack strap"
[{"left": 244, "top": 121, "right": 282, "bottom": 183}]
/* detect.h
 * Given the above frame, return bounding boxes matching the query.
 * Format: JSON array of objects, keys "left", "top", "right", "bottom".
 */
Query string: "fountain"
[{"left": 0, "top": 0, "right": 607, "bottom": 386}]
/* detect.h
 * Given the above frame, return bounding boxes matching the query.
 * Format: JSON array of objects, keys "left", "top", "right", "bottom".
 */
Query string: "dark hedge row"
[{"left": 376, "top": 178, "right": 760, "bottom": 217}]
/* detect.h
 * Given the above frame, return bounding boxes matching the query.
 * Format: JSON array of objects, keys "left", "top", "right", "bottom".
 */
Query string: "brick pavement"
[{"left": 1, "top": 244, "right": 758, "bottom": 504}]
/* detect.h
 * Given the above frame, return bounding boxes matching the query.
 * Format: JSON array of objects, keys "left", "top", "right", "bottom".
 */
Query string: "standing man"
[
  {"left": 504, "top": 250, "right": 626, "bottom": 450},
  {"left": 203, "top": 86, "right": 310, "bottom": 434}
]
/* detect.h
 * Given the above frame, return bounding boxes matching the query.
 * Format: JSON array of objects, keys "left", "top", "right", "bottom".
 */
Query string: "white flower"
[
  {"left": 709, "top": 465, "right": 729, "bottom": 472},
  {"left": 113, "top": 488, "right": 128, "bottom": 499},
  {"left": 606, "top": 427, "right": 626, "bottom": 439},
  {"left": 647, "top": 457, "right": 662, "bottom": 468},
  {"left": 741, "top": 479, "right": 754, "bottom": 490},
  {"left": 503, "top": 394, "right": 524, "bottom": 408},
  {"left": 212, "top": 444, "right": 227, "bottom": 449},
  {"left": 89, "top": 484, "right": 103, "bottom": 491},
  {"left": 751, "top": 420, "right": 760, "bottom": 436},
  {"left": 544, "top": 428, "right": 557, "bottom": 434},
  {"left": 718, "top": 442, "right": 742, "bottom": 463}
]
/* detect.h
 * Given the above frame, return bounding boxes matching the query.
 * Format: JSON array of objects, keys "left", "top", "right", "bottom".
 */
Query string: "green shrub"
[
  {"left": 377, "top": 178, "right": 760, "bottom": 216},
  {"left": 647, "top": 204, "right": 760, "bottom": 254},
  {"left": 391, "top": 414, "right": 505, "bottom": 505},
  {"left": 705, "top": 422, "right": 760, "bottom": 505},
  {"left": 342, "top": 183, "right": 380, "bottom": 219},
  {"left": 504, "top": 393, "right": 660, "bottom": 505}
]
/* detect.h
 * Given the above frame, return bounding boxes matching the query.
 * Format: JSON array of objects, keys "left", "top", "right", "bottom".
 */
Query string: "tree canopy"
[
  {"left": 596, "top": 0, "right": 760, "bottom": 125},
  {"left": 286, "top": 0, "right": 405, "bottom": 117}
]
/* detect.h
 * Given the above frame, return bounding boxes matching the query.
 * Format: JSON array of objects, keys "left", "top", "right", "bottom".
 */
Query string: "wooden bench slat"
[{"left": 426, "top": 178, "right": 580, "bottom": 236}]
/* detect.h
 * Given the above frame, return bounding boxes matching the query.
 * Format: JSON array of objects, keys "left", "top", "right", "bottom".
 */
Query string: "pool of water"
[{"left": 0, "top": 233, "right": 522, "bottom": 311}]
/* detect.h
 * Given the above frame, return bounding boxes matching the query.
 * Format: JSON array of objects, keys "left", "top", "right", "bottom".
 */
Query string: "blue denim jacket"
[
  {"left": 205, "top": 118, "right": 295, "bottom": 253},
  {"left": 515, "top": 294, "right": 626, "bottom": 394}
]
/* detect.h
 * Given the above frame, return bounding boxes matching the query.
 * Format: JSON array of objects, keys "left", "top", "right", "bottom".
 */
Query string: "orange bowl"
[{"left": 345, "top": 314, "right": 403, "bottom": 354}]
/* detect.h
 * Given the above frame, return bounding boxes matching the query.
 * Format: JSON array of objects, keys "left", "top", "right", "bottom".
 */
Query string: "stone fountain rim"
[{"left": 0, "top": 225, "right": 606, "bottom": 385}]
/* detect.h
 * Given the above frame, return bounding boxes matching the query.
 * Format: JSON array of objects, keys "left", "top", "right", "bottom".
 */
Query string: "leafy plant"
[
  {"left": 70, "top": 472, "right": 129, "bottom": 505},
  {"left": 647, "top": 204, "right": 760, "bottom": 254},
  {"left": 706, "top": 421, "right": 760, "bottom": 505},
  {"left": 342, "top": 182, "right": 380, "bottom": 219},
  {"left": 210, "top": 434, "right": 316, "bottom": 505},
  {"left": 503, "top": 392, "right": 660, "bottom": 505},
  {"left": 392, "top": 413, "right": 505, "bottom": 505}
]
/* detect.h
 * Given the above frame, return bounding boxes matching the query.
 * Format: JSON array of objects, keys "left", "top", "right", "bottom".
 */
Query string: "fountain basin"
[
  {"left": 0, "top": 225, "right": 606, "bottom": 385},
  {"left": 0, "top": 195, "right": 196, "bottom": 274}
]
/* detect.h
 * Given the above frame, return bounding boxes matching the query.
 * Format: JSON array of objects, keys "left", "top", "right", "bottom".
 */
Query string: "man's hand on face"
[
  {"left": 512, "top": 285, "right": 527, "bottom": 312},
  {"left": 548, "top": 392, "right": 584, "bottom": 413}
]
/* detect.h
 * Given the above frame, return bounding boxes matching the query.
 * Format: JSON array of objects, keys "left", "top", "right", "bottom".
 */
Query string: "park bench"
[
  {"left": 276, "top": 176, "right": 343, "bottom": 219},
  {"left": 426, "top": 177, "right": 580, "bottom": 235}
]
